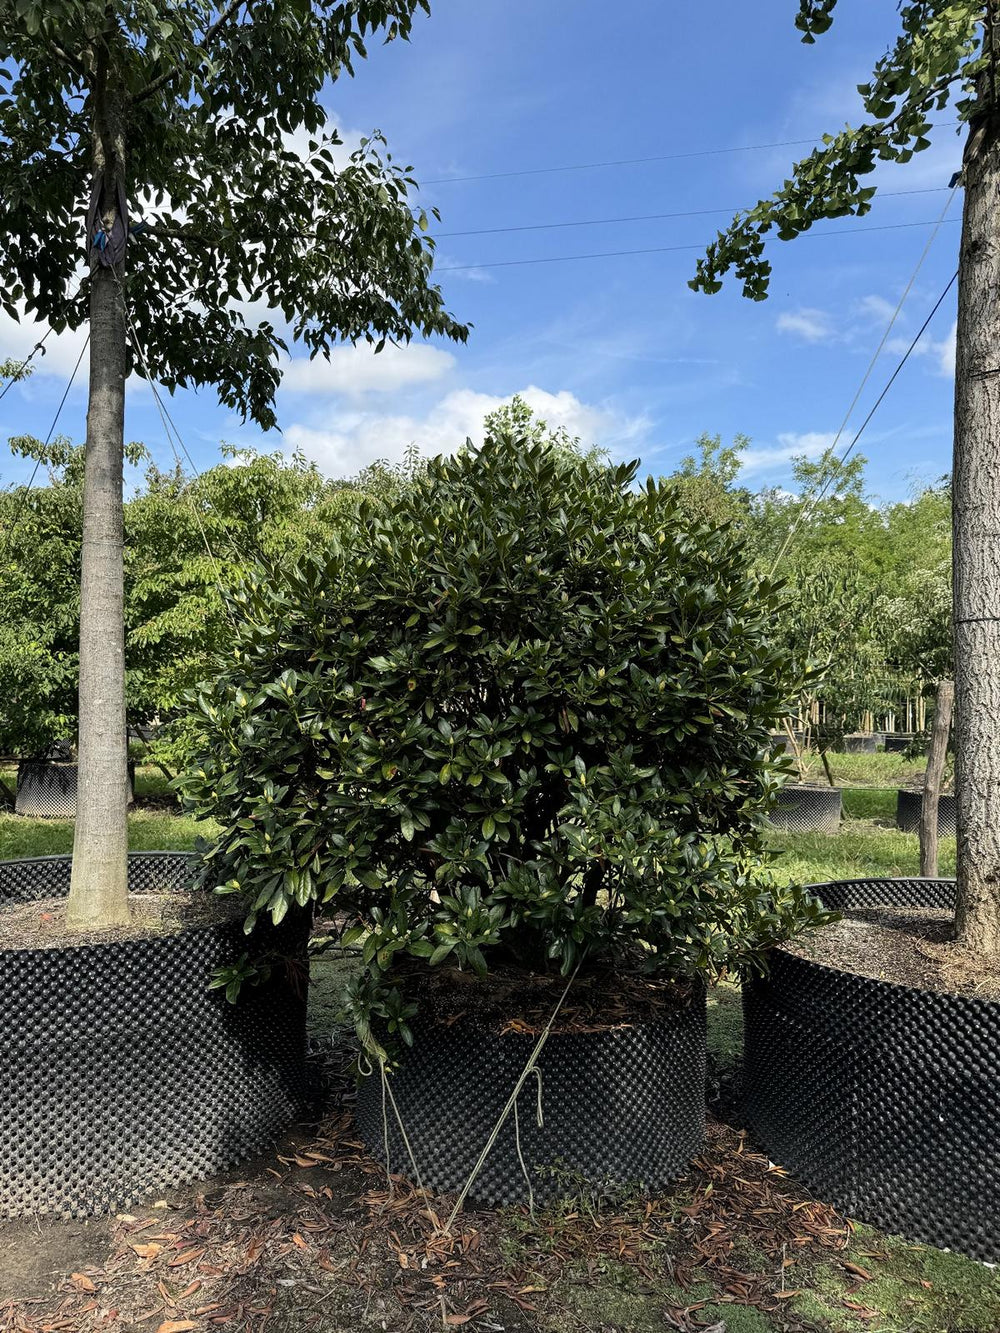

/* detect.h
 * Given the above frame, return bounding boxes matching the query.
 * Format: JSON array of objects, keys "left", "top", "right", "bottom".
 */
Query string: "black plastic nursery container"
[
  {"left": 14, "top": 761, "right": 135, "bottom": 819},
  {"left": 895, "top": 788, "right": 956, "bottom": 836},
  {"left": 883, "top": 733, "right": 917, "bottom": 754},
  {"left": 842, "top": 733, "right": 880, "bottom": 754},
  {"left": 356, "top": 986, "right": 707, "bottom": 1206},
  {"left": 0, "top": 852, "right": 309, "bottom": 1218},
  {"left": 769, "top": 785, "right": 842, "bottom": 833},
  {"left": 743, "top": 877, "right": 1000, "bottom": 1262}
]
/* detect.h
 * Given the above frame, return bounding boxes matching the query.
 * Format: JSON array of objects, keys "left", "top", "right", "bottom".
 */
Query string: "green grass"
[
  {"left": 707, "top": 976, "right": 743, "bottom": 1068},
  {"left": 768, "top": 821, "right": 955, "bottom": 885},
  {"left": 0, "top": 808, "right": 216, "bottom": 860},
  {"left": 0, "top": 763, "right": 209, "bottom": 861},
  {"left": 842, "top": 786, "right": 896, "bottom": 822},
  {"left": 825, "top": 750, "right": 926, "bottom": 789},
  {"left": 788, "top": 1224, "right": 1000, "bottom": 1332}
]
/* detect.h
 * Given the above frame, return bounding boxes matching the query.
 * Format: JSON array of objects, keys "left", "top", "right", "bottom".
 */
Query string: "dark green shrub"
[{"left": 182, "top": 436, "right": 827, "bottom": 1031}]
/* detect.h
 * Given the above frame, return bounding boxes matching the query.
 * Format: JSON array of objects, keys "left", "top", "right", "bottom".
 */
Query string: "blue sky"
[{"left": 0, "top": 1, "right": 964, "bottom": 501}]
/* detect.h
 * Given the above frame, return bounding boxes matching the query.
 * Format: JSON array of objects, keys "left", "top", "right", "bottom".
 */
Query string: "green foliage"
[
  {"left": 182, "top": 433, "right": 831, "bottom": 1043},
  {"left": 0, "top": 437, "right": 419, "bottom": 760},
  {"left": 207, "top": 950, "right": 272, "bottom": 1005},
  {"left": 745, "top": 448, "right": 950, "bottom": 734},
  {"left": 879, "top": 480, "right": 953, "bottom": 686},
  {"left": 482, "top": 394, "right": 609, "bottom": 466},
  {"left": 0, "top": 436, "right": 86, "bottom": 756},
  {"left": 0, "top": 1, "right": 466, "bottom": 428},
  {"left": 669, "top": 432, "right": 755, "bottom": 536},
  {"left": 691, "top": 2, "right": 981, "bottom": 298}
]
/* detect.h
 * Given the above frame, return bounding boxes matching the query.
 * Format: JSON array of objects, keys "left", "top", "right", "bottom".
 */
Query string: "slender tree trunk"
[
  {"left": 919, "top": 679, "right": 953, "bottom": 880},
  {"left": 67, "top": 53, "right": 131, "bottom": 930},
  {"left": 953, "top": 106, "right": 1000, "bottom": 957}
]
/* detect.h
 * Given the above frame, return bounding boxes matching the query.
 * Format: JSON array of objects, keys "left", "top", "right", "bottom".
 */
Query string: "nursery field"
[{"left": 0, "top": 763, "right": 983, "bottom": 1333}]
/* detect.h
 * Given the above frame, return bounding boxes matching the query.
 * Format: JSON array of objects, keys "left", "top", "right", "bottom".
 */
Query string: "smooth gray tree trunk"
[
  {"left": 919, "top": 679, "right": 953, "bottom": 881},
  {"left": 953, "top": 111, "right": 1000, "bottom": 957},
  {"left": 67, "top": 64, "right": 131, "bottom": 929}
]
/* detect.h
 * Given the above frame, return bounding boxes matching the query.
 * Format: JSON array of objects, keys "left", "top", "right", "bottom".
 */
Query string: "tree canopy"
[
  {"left": 0, "top": 0, "right": 467, "bottom": 428},
  {"left": 0, "top": 437, "right": 426, "bottom": 765},
  {"left": 691, "top": 0, "right": 980, "bottom": 299}
]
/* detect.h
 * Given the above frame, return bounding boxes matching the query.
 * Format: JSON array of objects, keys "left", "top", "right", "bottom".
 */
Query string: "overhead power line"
[
  {"left": 0, "top": 273, "right": 89, "bottom": 406},
  {"left": 423, "top": 123, "right": 960, "bottom": 186},
  {"left": 769, "top": 186, "right": 958, "bottom": 576},
  {"left": 424, "top": 136, "right": 824, "bottom": 184},
  {"left": 435, "top": 187, "right": 951, "bottom": 239},
  {"left": 437, "top": 216, "right": 961, "bottom": 272},
  {"left": 0, "top": 334, "right": 89, "bottom": 565}
]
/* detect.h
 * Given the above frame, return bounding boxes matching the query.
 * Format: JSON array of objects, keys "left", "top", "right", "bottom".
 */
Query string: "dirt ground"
[
  {"left": 0, "top": 1103, "right": 847, "bottom": 1333},
  {"left": 1, "top": 995, "right": 999, "bottom": 1333}
]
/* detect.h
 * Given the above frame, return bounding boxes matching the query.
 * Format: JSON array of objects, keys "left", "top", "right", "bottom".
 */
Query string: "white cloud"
[
  {"left": 776, "top": 307, "right": 835, "bottom": 344},
  {"left": 885, "top": 318, "right": 956, "bottom": 378},
  {"left": 281, "top": 111, "right": 367, "bottom": 174},
  {"left": 284, "top": 385, "right": 648, "bottom": 477},
  {"left": 857, "top": 294, "right": 898, "bottom": 325},
  {"left": 282, "top": 341, "right": 455, "bottom": 396},
  {"left": 0, "top": 309, "right": 88, "bottom": 383},
  {"left": 739, "top": 430, "right": 837, "bottom": 477}
]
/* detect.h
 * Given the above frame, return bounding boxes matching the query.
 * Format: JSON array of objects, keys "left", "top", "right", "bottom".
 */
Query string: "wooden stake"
[{"left": 920, "top": 679, "right": 954, "bottom": 880}]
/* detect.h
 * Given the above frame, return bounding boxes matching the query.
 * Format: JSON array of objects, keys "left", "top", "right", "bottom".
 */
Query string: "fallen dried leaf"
[
  {"left": 131, "top": 1243, "right": 162, "bottom": 1260},
  {"left": 168, "top": 1248, "right": 205, "bottom": 1267},
  {"left": 69, "top": 1274, "right": 96, "bottom": 1293},
  {"left": 156, "top": 1322, "right": 196, "bottom": 1333}
]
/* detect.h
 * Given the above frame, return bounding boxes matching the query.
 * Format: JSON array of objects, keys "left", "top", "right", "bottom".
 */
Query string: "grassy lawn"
[
  {"left": 824, "top": 750, "right": 927, "bottom": 789},
  {"left": 0, "top": 763, "right": 217, "bottom": 860},
  {"left": 0, "top": 761, "right": 986, "bottom": 1332}
]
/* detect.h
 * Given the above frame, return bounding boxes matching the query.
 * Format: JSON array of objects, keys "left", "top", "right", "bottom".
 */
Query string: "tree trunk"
[
  {"left": 67, "top": 56, "right": 131, "bottom": 931},
  {"left": 953, "top": 108, "right": 1000, "bottom": 957},
  {"left": 919, "top": 679, "right": 953, "bottom": 880}
]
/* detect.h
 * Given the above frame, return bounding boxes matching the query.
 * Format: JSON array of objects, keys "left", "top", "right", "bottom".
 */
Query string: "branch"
[
  {"left": 45, "top": 37, "right": 87, "bottom": 78},
  {"left": 143, "top": 224, "right": 325, "bottom": 245},
  {"left": 142, "top": 226, "right": 220, "bottom": 247},
  {"left": 132, "top": 0, "right": 245, "bottom": 105}
]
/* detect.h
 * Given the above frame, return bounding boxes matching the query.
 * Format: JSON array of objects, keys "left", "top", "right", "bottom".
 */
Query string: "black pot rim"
[
  {"left": 0, "top": 852, "right": 238, "bottom": 959},
  {"left": 780, "top": 783, "right": 842, "bottom": 792},
  {"left": 774, "top": 876, "right": 988, "bottom": 1008}
]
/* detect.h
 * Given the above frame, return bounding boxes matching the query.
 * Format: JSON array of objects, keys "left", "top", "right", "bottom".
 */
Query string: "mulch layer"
[
  {"left": 401, "top": 963, "right": 697, "bottom": 1034},
  {"left": 0, "top": 894, "right": 240, "bottom": 951},
  {"left": 788, "top": 906, "right": 1000, "bottom": 1000},
  {"left": 0, "top": 1044, "right": 854, "bottom": 1333}
]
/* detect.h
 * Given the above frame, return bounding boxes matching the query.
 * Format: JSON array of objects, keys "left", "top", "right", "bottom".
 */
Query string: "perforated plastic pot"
[
  {"left": 895, "top": 789, "right": 956, "bottom": 836},
  {"left": 14, "top": 762, "right": 135, "bottom": 819},
  {"left": 355, "top": 985, "right": 707, "bottom": 1206},
  {"left": 884, "top": 734, "right": 917, "bottom": 754},
  {"left": 769, "top": 786, "right": 842, "bottom": 833},
  {"left": 0, "top": 853, "right": 309, "bottom": 1218},
  {"left": 743, "top": 878, "right": 1000, "bottom": 1262},
  {"left": 843, "top": 733, "right": 881, "bottom": 754}
]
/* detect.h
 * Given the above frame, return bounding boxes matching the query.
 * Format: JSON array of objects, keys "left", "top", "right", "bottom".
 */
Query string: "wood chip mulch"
[{"left": 0, "top": 1052, "right": 850, "bottom": 1333}]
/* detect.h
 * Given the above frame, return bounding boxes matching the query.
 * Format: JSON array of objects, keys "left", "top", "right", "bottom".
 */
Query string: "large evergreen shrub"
[{"left": 183, "top": 435, "right": 827, "bottom": 1031}]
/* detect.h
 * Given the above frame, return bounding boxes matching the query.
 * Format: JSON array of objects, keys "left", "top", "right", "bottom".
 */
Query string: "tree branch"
[
  {"left": 45, "top": 38, "right": 87, "bottom": 78},
  {"left": 132, "top": 0, "right": 246, "bottom": 105}
]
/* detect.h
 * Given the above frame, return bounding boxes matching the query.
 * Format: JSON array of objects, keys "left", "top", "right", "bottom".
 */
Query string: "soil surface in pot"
[
  {"left": 0, "top": 891, "right": 241, "bottom": 951},
  {"left": 788, "top": 905, "right": 1000, "bottom": 999},
  {"left": 397, "top": 963, "right": 698, "bottom": 1034}
]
